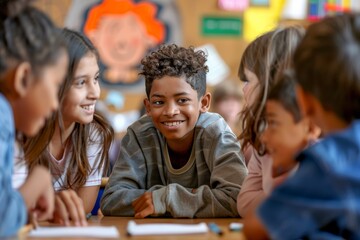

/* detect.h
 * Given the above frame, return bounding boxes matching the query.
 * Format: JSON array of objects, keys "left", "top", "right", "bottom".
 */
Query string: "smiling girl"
[
  {"left": 15, "top": 29, "right": 113, "bottom": 216},
  {"left": 236, "top": 26, "right": 304, "bottom": 217}
]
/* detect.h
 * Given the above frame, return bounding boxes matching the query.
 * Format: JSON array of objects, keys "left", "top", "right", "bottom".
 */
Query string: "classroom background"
[{"left": 32, "top": 0, "right": 360, "bottom": 137}]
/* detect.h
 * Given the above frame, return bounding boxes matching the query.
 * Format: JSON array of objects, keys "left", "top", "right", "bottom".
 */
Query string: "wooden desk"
[{"left": 26, "top": 216, "right": 246, "bottom": 240}]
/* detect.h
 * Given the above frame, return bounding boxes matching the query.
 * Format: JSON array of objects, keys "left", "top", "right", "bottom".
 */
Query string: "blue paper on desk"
[
  {"left": 127, "top": 220, "right": 208, "bottom": 235},
  {"left": 28, "top": 226, "right": 119, "bottom": 238}
]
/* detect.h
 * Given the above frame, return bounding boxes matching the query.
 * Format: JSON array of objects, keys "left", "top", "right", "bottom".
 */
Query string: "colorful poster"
[
  {"left": 250, "top": 0, "right": 270, "bottom": 6},
  {"left": 218, "top": 0, "right": 249, "bottom": 11},
  {"left": 83, "top": 0, "right": 165, "bottom": 86},
  {"left": 65, "top": 0, "right": 182, "bottom": 91},
  {"left": 243, "top": 0, "right": 285, "bottom": 42},
  {"left": 202, "top": 16, "right": 243, "bottom": 36}
]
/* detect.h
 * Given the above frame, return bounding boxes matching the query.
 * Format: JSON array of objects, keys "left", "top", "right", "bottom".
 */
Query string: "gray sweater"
[{"left": 101, "top": 112, "right": 247, "bottom": 217}]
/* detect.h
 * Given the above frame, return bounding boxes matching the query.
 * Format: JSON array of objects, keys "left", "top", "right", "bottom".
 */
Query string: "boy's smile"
[
  {"left": 162, "top": 120, "right": 185, "bottom": 128},
  {"left": 145, "top": 76, "right": 209, "bottom": 152}
]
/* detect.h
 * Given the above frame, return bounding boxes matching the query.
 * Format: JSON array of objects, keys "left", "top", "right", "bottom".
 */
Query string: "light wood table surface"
[{"left": 24, "top": 216, "right": 247, "bottom": 240}]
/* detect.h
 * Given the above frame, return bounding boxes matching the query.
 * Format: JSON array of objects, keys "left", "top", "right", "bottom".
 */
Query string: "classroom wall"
[
  {"left": 176, "top": 0, "right": 247, "bottom": 79},
  {"left": 32, "top": 0, "right": 248, "bottom": 116},
  {"left": 33, "top": 0, "right": 72, "bottom": 27}
]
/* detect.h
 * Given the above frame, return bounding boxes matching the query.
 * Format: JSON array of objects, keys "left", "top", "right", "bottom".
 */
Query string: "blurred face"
[
  {"left": 261, "top": 100, "right": 309, "bottom": 177},
  {"left": 13, "top": 51, "right": 68, "bottom": 136},
  {"left": 214, "top": 97, "right": 243, "bottom": 125},
  {"left": 144, "top": 76, "right": 208, "bottom": 151},
  {"left": 61, "top": 53, "right": 100, "bottom": 128},
  {"left": 242, "top": 68, "right": 260, "bottom": 107}
]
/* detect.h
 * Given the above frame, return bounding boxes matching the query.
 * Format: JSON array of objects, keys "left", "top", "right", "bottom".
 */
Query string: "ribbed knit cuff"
[{"left": 152, "top": 187, "right": 167, "bottom": 215}]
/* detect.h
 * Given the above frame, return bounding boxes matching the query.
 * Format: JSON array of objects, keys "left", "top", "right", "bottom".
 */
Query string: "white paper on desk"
[
  {"left": 28, "top": 226, "right": 119, "bottom": 238},
  {"left": 127, "top": 220, "right": 208, "bottom": 236}
]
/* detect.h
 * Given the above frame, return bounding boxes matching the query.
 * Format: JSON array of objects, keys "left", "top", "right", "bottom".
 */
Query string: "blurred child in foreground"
[
  {"left": 261, "top": 72, "right": 320, "bottom": 186},
  {"left": 0, "top": 0, "right": 68, "bottom": 236},
  {"left": 244, "top": 13, "right": 360, "bottom": 239}
]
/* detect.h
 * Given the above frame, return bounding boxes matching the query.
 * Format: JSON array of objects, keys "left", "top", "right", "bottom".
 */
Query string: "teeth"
[
  {"left": 163, "top": 121, "right": 182, "bottom": 126},
  {"left": 81, "top": 105, "right": 95, "bottom": 111}
]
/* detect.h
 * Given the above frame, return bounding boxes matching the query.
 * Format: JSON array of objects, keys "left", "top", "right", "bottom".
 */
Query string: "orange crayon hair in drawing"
[{"left": 83, "top": 0, "right": 165, "bottom": 43}]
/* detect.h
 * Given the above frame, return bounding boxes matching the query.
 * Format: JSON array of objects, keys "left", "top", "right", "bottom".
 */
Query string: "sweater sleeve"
[
  {"left": 152, "top": 126, "right": 248, "bottom": 218},
  {"left": 237, "top": 149, "right": 266, "bottom": 217},
  {"left": 0, "top": 97, "right": 27, "bottom": 237},
  {"left": 100, "top": 128, "right": 148, "bottom": 216}
]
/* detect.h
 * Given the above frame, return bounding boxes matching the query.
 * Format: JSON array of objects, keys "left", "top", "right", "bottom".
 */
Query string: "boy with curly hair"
[{"left": 101, "top": 44, "right": 247, "bottom": 218}]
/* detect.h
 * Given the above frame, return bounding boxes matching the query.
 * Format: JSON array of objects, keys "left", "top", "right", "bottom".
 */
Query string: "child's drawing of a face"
[
  {"left": 92, "top": 13, "right": 155, "bottom": 69},
  {"left": 84, "top": 0, "right": 165, "bottom": 84}
]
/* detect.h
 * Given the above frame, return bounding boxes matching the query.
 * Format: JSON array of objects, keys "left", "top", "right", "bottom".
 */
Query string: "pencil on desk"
[
  {"left": 208, "top": 222, "right": 223, "bottom": 236},
  {"left": 18, "top": 224, "right": 34, "bottom": 237},
  {"left": 30, "top": 212, "right": 39, "bottom": 230}
]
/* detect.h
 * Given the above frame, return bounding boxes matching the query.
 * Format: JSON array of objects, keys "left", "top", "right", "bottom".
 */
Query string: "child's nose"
[
  {"left": 164, "top": 102, "right": 179, "bottom": 116},
  {"left": 88, "top": 82, "right": 100, "bottom": 99},
  {"left": 260, "top": 130, "right": 268, "bottom": 144},
  {"left": 52, "top": 97, "right": 59, "bottom": 112}
]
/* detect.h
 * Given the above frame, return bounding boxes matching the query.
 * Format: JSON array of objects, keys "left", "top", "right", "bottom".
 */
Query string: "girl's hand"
[
  {"left": 132, "top": 192, "right": 155, "bottom": 218},
  {"left": 33, "top": 183, "right": 55, "bottom": 221},
  {"left": 52, "top": 190, "right": 87, "bottom": 226},
  {"left": 19, "top": 166, "right": 55, "bottom": 221}
]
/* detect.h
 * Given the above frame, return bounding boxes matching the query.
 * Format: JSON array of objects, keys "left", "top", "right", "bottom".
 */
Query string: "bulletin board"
[
  {"left": 175, "top": 0, "right": 248, "bottom": 81},
  {"left": 32, "top": 0, "right": 249, "bottom": 113}
]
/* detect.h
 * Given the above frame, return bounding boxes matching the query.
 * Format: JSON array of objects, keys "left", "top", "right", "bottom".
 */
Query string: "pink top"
[{"left": 237, "top": 146, "right": 289, "bottom": 217}]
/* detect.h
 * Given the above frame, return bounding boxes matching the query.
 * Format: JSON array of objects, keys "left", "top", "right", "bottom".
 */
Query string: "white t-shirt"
[
  {"left": 12, "top": 140, "right": 27, "bottom": 189},
  {"left": 12, "top": 126, "right": 104, "bottom": 191}
]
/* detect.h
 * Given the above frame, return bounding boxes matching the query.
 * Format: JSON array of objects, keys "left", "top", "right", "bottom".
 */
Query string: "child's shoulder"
[
  {"left": 130, "top": 114, "right": 155, "bottom": 130},
  {"left": 299, "top": 121, "right": 360, "bottom": 175},
  {"left": 0, "top": 93, "right": 14, "bottom": 131},
  {"left": 126, "top": 115, "right": 160, "bottom": 139},
  {"left": 196, "top": 112, "right": 232, "bottom": 134},
  {"left": 0, "top": 93, "right": 11, "bottom": 114}
]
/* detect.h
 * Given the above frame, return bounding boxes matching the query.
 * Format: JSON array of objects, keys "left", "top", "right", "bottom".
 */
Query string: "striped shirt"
[{"left": 101, "top": 112, "right": 248, "bottom": 217}]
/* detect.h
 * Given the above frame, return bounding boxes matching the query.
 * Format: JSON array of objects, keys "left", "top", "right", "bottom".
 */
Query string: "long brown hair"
[
  {"left": 238, "top": 26, "right": 304, "bottom": 155},
  {"left": 24, "top": 29, "right": 114, "bottom": 190}
]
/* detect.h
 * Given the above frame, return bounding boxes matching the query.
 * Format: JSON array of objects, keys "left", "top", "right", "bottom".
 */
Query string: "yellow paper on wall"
[{"left": 244, "top": 0, "right": 285, "bottom": 42}]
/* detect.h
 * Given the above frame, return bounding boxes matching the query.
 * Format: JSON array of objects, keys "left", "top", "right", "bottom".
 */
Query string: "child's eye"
[
  {"left": 74, "top": 79, "right": 86, "bottom": 86},
  {"left": 178, "top": 98, "right": 189, "bottom": 104},
  {"left": 241, "top": 77, "right": 249, "bottom": 83},
  {"left": 152, "top": 100, "right": 164, "bottom": 106},
  {"left": 94, "top": 75, "right": 100, "bottom": 83},
  {"left": 267, "top": 119, "right": 278, "bottom": 128}
]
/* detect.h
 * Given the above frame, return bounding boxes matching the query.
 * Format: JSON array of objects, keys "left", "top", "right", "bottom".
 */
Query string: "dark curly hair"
[{"left": 140, "top": 44, "right": 208, "bottom": 99}]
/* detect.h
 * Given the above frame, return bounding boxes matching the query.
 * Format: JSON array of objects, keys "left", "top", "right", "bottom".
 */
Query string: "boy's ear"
[
  {"left": 296, "top": 84, "right": 314, "bottom": 118},
  {"left": 13, "top": 62, "right": 32, "bottom": 98},
  {"left": 308, "top": 121, "right": 322, "bottom": 140},
  {"left": 143, "top": 98, "right": 151, "bottom": 115},
  {"left": 301, "top": 117, "right": 321, "bottom": 141},
  {"left": 200, "top": 92, "right": 211, "bottom": 113}
]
